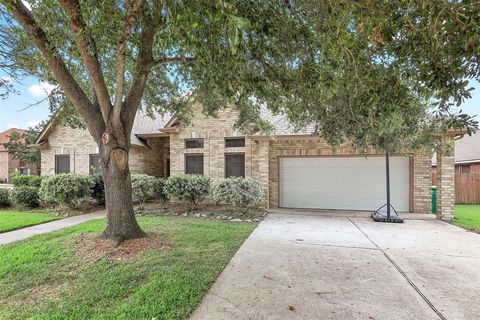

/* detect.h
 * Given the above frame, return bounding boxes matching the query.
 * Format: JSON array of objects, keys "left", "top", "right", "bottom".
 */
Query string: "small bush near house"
[
  {"left": 131, "top": 174, "right": 167, "bottom": 207},
  {"left": 10, "top": 173, "right": 42, "bottom": 189},
  {"left": 164, "top": 174, "right": 211, "bottom": 209},
  {"left": 39, "top": 174, "right": 94, "bottom": 209},
  {"left": 9, "top": 186, "right": 39, "bottom": 208},
  {"left": 0, "top": 188, "right": 10, "bottom": 207},
  {"left": 89, "top": 173, "right": 105, "bottom": 205},
  {"left": 212, "top": 177, "right": 264, "bottom": 208}
]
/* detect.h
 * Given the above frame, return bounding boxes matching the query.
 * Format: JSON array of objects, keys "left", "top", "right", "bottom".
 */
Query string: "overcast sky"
[{"left": 0, "top": 75, "right": 479, "bottom": 132}]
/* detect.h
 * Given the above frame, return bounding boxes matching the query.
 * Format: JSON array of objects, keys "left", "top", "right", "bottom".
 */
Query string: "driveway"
[{"left": 190, "top": 212, "right": 480, "bottom": 320}]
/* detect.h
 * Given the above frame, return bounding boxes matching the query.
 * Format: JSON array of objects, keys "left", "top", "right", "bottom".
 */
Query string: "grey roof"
[
  {"left": 255, "top": 106, "right": 316, "bottom": 136},
  {"left": 432, "top": 131, "right": 480, "bottom": 165},
  {"left": 131, "top": 111, "right": 172, "bottom": 146}
]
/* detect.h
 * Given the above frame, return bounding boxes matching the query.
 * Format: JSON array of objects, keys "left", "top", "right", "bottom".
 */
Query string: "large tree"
[{"left": 0, "top": 0, "right": 478, "bottom": 243}]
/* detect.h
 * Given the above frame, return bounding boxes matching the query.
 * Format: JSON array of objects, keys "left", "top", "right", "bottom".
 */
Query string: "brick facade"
[
  {"left": 436, "top": 138, "right": 456, "bottom": 220},
  {"left": 39, "top": 106, "right": 440, "bottom": 214},
  {"left": 169, "top": 106, "right": 254, "bottom": 180},
  {"left": 40, "top": 125, "right": 166, "bottom": 177}
]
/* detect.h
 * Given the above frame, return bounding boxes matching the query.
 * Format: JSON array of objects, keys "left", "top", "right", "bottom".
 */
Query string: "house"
[
  {"left": 432, "top": 132, "right": 480, "bottom": 204},
  {"left": 0, "top": 128, "right": 40, "bottom": 183},
  {"left": 31, "top": 104, "right": 457, "bottom": 219}
]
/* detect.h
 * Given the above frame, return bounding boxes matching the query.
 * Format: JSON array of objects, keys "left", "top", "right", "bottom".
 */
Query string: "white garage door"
[{"left": 279, "top": 157, "right": 410, "bottom": 212}]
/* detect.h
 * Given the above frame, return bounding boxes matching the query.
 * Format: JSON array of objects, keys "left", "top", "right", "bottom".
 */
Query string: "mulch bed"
[
  {"left": 136, "top": 202, "right": 266, "bottom": 222},
  {"left": 74, "top": 232, "right": 171, "bottom": 262}
]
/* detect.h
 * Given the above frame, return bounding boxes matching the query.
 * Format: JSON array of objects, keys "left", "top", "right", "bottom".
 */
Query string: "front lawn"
[
  {"left": 0, "top": 210, "right": 61, "bottom": 233},
  {"left": 0, "top": 216, "right": 256, "bottom": 319},
  {"left": 455, "top": 205, "right": 480, "bottom": 231}
]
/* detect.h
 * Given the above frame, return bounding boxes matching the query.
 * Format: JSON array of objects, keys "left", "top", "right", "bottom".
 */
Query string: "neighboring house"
[
  {"left": 31, "top": 104, "right": 456, "bottom": 218},
  {"left": 432, "top": 132, "right": 480, "bottom": 203},
  {"left": 0, "top": 128, "right": 40, "bottom": 183}
]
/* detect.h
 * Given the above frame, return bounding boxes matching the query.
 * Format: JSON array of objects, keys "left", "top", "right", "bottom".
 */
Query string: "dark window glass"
[
  {"left": 55, "top": 155, "right": 70, "bottom": 174},
  {"left": 225, "top": 154, "right": 245, "bottom": 178},
  {"left": 225, "top": 137, "right": 245, "bottom": 148},
  {"left": 460, "top": 165, "right": 471, "bottom": 173},
  {"left": 185, "top": 154, "right": 204, "bottom": 175},
  {"left": 185, "top": 139, "right": 204, "bottom": 149},
  {"left": 89, "top": 154, "right": 101, "bottom": 174}
]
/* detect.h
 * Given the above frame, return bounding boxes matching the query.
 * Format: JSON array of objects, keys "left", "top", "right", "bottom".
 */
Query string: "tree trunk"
[{"left": 100, "top": 146, "right": 145, "bottom": 245}]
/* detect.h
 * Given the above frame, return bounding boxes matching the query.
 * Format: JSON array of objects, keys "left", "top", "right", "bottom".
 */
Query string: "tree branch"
[
  {"left": 6, "top": 0, "right": 104, "bottom": 139},
  {"left": 113, "top": 0, "right": 143, "bottom": 111},
  {"left": 152, "top": 56, "right": 196, "bottom": 66},
  {"left": 122, "top": 12, "right": 157, "bottom": 138},
  {"left": 59, "top": 0, "right": 112, "bottom": 123}
]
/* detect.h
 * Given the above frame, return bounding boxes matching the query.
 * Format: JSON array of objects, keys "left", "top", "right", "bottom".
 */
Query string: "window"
[
  {"left": 185, "top": 138, "right": 204, "bottom": 149},
  {"left": 55, "top": 155, "right": 70, "bottom": 174},
  {"left": 185, "top": 154, "right": 204, "bottom": 175},
  {"left": 225, "top": 137, "right": 245, "bottom": 148},
  {"left": 89, "top": 154, "right": 101, "bottom": 174},
  {"left": 225, "top": 154, "right": 245, "bottom": 178},
  {"left": 459, "top": 164, "right": 471, "bottom": 174}
]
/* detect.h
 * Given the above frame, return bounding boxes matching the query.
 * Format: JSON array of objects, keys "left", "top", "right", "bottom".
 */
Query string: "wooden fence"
[{"left": 455, "top": 173, "right": 480, "bottom": 204}]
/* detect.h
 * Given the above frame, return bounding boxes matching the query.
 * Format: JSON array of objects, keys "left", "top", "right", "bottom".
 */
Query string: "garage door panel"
[{"left": 279, "top": 157, "right": 410, "bottom": 212}]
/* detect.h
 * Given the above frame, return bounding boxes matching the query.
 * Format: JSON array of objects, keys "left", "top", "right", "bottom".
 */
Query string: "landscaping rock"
[{"left": 230, "top": 218, "right": 242, "bottom": 222}]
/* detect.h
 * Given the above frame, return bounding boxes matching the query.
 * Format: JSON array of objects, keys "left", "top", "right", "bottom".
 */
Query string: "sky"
[{"left": 0, "top": 76, "right": 479, "bottom": 132}]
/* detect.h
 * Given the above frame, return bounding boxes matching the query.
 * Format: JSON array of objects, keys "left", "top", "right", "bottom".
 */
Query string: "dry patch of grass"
[{"left": 74, "top": 232, "right": 172, "bottom": 262}]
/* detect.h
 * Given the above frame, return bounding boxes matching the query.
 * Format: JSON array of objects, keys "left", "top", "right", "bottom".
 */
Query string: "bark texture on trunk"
[{"left": 100, "top": 146, "right": 145, "bottom": 245}]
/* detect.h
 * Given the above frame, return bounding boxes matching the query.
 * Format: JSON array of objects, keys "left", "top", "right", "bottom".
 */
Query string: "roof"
[
  {"left": 432, "top": 131, "right": 480, "bottom": 165},
  {"left": 130, "top": 111, "right": 171, "bottom": 146},
  {"left": 255, "top": 106, "right": 316, "bottom": 136},
  {"left": 34, "top": 110, "right": 172, "bottom": 148},
  {"left": 0, "top": 128, "right": 27, "bottom": 152}
]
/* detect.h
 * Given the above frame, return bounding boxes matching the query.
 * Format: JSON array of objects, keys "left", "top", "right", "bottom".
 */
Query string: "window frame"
[
  {"left": 225, "top": 137, "right": 245, "bottom": 148},
  {"left": 185, "top": 153, "right": 204, "bottom": 175},
  {"left": 55, "top": 154, "right": 70, "bottom": 174},
  {"left": 185, "top": 138, "right": 204, "bottom": 149},
  {"left": 224, "top": 153, "right": 246, "bottom": 178},
  {"left": 89, "top": 154, "right": 101, "bottom": 175}
]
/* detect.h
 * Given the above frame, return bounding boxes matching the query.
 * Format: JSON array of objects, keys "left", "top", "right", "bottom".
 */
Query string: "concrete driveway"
[{"left": 190, "top": 212, "right": 480, "bottom": 320}]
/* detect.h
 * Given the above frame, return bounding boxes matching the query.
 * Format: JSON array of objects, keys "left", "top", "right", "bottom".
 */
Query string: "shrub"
[
  {"left": 0, "top": 188, "right": 10, "bottom": 207},
  {"left": 89, "top": 173, "right": 105, "bottom": 205},
  {"left": 9, "top": 186, "right": 39, "bottom": 208},
  {"left": 212, "top": 177, "right": 264, "bottom": 208},
  {"left": 131, "top": 174, "right": 167, "bottom": 207},
  {"left": 153, "top": 178, "right": 168, "bottom": 203},
  {"left": 39, "top": 174, "right": 94, "bottom": 209},
  {"left": 11, "top": 173, "right": 42, "bottom": 189},
  {"left": 164, "top": 174, "right": 211, "bottom": 208}
]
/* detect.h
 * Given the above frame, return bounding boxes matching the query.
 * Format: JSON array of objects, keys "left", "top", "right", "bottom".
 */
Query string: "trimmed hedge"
[
  {"left": 131, "top": 174, "right": 167, "bottom": 207},
  {"left": 39, "top": 174, "right": 94, "bottom": 209},
  {"left": 164, "top": 174, "right": 210, "bottom": 208},
  {"left": 212, "top": 177, "right": 264, "bottom": 208},
  {"left": 9, "top": 186, "right": 39, "bottom": 208},
  {"left": 0, "top": 188, "right": 10, "bottom": 207},
  {"left": 10, "top": 173, "right": 42, "bottom": 189}
]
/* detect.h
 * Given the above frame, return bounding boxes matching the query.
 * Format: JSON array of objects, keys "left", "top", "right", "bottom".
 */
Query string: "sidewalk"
[{"left": 0, "top": 210, "right": 106, "bottom": 245}]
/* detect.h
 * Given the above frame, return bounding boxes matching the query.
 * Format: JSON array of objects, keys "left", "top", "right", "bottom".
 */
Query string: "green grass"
[
  {"left": 455, "top": 205, "right": 480, "bottom": 231},
  {"left": 0, "top": 210, "right": 61, "bottom": 233},
  {"left": 0, "top": 216, "right": 256, "bottom": 319}
]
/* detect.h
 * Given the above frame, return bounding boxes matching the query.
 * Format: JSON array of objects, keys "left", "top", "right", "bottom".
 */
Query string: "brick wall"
[
  {"left": 264, "top": 137, "right": 432, "bottom": 213},
  {"left": 437, "top": 146, "right": 456, "bottom": 220},
  {"left": 169, "top": 105, "right": 254, "bottom": 181},
  {"left": 0, "top": 152, "right": 9, "bottom": 182},
  {"left": 40, "top": 125, "right": 166, "bottom": 177}
]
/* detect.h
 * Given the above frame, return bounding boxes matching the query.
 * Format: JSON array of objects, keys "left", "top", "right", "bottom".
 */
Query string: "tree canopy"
[
  {"left": 0, "top": 1, "right": 477, "bottom": 152},
  {"left": 2, "top": 129, "right": 40, "bottom": 166}
]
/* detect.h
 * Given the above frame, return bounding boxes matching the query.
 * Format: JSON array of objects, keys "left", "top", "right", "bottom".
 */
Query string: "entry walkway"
[{"left": 0, "top": 210, "right": 105, "bottom": 245}]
